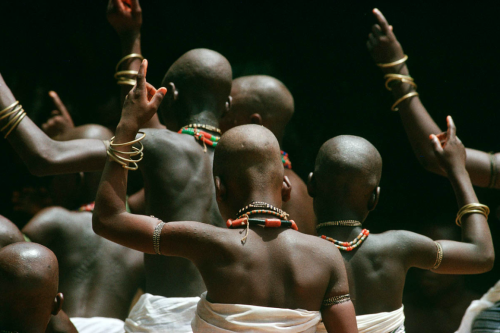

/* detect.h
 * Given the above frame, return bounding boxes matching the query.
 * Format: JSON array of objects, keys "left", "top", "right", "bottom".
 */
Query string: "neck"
[
  {"left": 315, "top": 205, "right": 368, "bottom": 225},
  {"left": 229, "top": 193, "right": 283, "bottom": 219},
  {"left": 182, "top": 111, "right": 220, "bottom": 129}
]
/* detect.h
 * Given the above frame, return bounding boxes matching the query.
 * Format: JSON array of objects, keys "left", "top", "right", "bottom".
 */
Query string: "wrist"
[
  {"left": 119, "top": 31, "right": 141, "bottom": 46},
  {"left": 447, "top": 166, "right": 469, "bottom": 180},
  {"left": 117, "top": 120, "right": 140, "bottom": 135}
]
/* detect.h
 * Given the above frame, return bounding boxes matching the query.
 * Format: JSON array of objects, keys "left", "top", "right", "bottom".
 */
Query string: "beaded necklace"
[
  {"left": 316, "top": 220, "right": 362, "bottom": 229},
  {"left": 185, "top": 123, "right": 222, "bottom": 134},
  {"left": 236, "top": 201, "right": 289, "bottom": 220},
  {"left": 320, "top": 229, "right": 370, "bottom": 252},
  {"left": 281, "top": 150, "right": 292, "bottom": 169},
  {"left": 78, "top": 202, "right": 95, "bottom": 212},
  {"left": 178, "top": 126, "right": 221, "bottom": 152},
  {"left": 227, "top": 217, "right": 298, "bottom": 231}
]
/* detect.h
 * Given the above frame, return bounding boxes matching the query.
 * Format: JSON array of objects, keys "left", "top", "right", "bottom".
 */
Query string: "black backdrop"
[{"left": 0, "top": 1, "right": 499, "bottom": 293}]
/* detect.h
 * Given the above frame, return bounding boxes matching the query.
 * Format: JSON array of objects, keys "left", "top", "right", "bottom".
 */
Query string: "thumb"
[
  {"left": 149, "top": 87, "right": 167, "bottom": 109},
  {"left": 429, "top": 134, "right": 443, "bottom": 154}
]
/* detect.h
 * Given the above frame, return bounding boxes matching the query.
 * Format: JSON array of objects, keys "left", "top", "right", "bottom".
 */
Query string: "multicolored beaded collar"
[
  {"left": 281, "top": 150, "right": 292, "bottom": 169},
  {"left": 178, "top": 126, "right": 221, "bottom": 152},
  {"left": 78, "top": 202, "right": 95, "bottom": 212},
  {"left": 320, "top": 229, "right": 370, "bottom": 252},
  {"left": 236, "top": 201, "right": 289, "bottom": 220}
]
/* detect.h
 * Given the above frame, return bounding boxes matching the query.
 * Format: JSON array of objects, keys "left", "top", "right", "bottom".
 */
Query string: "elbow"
[
  {"left": 482, "top": 251, "right": 495, "bottom": 272},
  {"left": 25, "top": 150, "right": 55, "bottom": 177},
  {"left": 92, "top": 213, "right": 106, "bottom": 237}
]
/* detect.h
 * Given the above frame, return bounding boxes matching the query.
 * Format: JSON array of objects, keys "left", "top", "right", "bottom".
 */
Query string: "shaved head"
[
  {"left": 0, "top": 215, "right": 24, "bottom": 248},
  {"left": 220, "top": 75, "right": 294, "bottom": 144},
  {"left": 214, "top": 125, "right": 284, "bottom": 218},
  {"left": 312, "top": 135, "right": 382, "bottom": 221},
  {"left": 160, "top": 48, "right": 233, "bottom": 129},
  {"left": 0, "top": 243, "right": 61, "bottom": 332}
]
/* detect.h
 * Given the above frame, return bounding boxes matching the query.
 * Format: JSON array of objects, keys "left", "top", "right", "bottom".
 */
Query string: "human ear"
[
  {"left": 368, "top": 187, "right": 380, "bottom": 211},
  {"left": 226, "top": 96, "right": 232, "bottom": 111},
  {"left": 51, "top": 293, "right": 64, "bottom": 316},
  {"left": 281, "top": 176, "right": 292, "bottom": 202},
  {"left": 307, "top": 172, "right": 316, "bottom": 197},
  {"left": 165, "top": 82, "right": 178, "bottom": 104},
  {"left": 249, "top": 113, "right": 262, "bottom": 125},
  {"left": 215, "top": 176, "right": 226, "bottom": 203}
]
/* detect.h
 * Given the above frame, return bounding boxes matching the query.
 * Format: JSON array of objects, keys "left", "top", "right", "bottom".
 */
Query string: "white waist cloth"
[
  {"left": 191, "top": 292, "right": 322, "bottom": 332},
  {"left": 124, "top": 293, "right": 200, "bottom": 333},
  {"left": 455, "top": 279, "right": 500, "bottom": 333},
  {"left": 317, "top": 306, "right": 405, "bottom": 333},
  {"left": 70, "top": 317, "right": 125, "bottom": 333}
]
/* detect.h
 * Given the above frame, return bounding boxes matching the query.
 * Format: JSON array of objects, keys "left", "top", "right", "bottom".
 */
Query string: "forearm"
[{"left": 119, "top": 33, "right": 142, "bottom": 104}]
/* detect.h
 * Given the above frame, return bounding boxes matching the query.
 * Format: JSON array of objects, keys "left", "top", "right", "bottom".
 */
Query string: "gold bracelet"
[
  {"left": 391, "top": 92, "right": 419, "bottom": 112},
  {"left": 455, "top": 203, "right": 490, "bottom": 227},
  {"left": 0, "top": 101, "right": 19, "bottom": 116},
  {"left": 384, "top": 74, "right": 417, "bottom": 91},
  {"left": 377, "top": 55, "right": 408, "bottom": 68},
  {"left": 322, "top": 294, "right": 351, "bottom": 307},
  {"left": 114, "top": 70, "right": 139, "bottom": 79},
  {"left": 431, "top": 241, "right": 443, "bottom": 270},
  {"left": 0, "top": 104, "right": 22, "bottom": 121},
  {"left": 153, "top": 221, "right": 166, "bottom": 255},
  {"left": 115, "top": 53, "right": 144, "bottom": 72},
  {"left": 117, "top": 79, "right": 137, "bottom": 86},
  {"left": 0, "top": 107, "right": 25, "bottom": 132},
  {"left": 107, "top": 132, "right": 146, "bottom": 170},
  {"left": 4, "top": 112, "right": 26, "bottom": 138},
  {"left": 488, "top": 153, "right": 497, "bottom": 189}
]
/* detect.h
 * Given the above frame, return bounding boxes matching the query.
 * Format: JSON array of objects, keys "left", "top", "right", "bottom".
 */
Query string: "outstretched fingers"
[
  {"left": 135, "top": 59, "right": 147, "bottom": 92},
  {"left": 446, "top": 116, "right": 456, "bottom": 141},
  {"left": 149, "top": 88, "right": 167, "bottom": 109},
  {"left": 429, "top": 134, "right": 444, "bottom": 154},
  {"left": 49, "top": 91, "right": 74, "bottom": 125}
]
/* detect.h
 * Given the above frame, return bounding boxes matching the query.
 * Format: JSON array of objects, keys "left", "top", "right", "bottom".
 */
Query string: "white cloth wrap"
[
  {"left": 316, "top": 306, "right": 405, "bottom": 333},
  {"left": 124, "top": 293, "right": 200, "bottom": 333},
  {"left": 191, "top": 292, "right": 322, "bottom": 332},
  {"left": 455, "top": 280, "right": 500, "bottom": 333},
  {"left": 70, "top": 317, "right": 125, "bottom": 333}
]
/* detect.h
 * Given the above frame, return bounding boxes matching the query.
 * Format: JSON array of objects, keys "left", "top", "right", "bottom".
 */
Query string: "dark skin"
[
  {"left": 22, "top": 125, "right": 145, "bottom": 319},
  {"left": 0, "top": 215, "right": 24, "bottom": 248},
  {"left": 0, "top": 50, "right": 231, "bottom": 298},
  {"left": 0, "top": 243, "right": 63, "bottom": 333},
  {"left": 46, "top": 310, "right": 78, "bottom": 333},
  {"left": 219, "top": 75, "right": 316, "bottom": 235},
  {"left": 308, "top": 119, "right": 494, "bottom": 316},
  {"left": 92, "top": 68, "right": 357, "bottom": 331},
  {"left": 367, "top": 8, "right": 499, "bottom": 188}
]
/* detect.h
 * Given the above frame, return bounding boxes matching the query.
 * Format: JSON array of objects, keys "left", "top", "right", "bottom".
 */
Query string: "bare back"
[
  {"left": 23, "top": 207, "right": 145, "bottom": 319},
  {"left": 192, "top": 227, "right": 347, "bottom": 311},
  {"left": 141, "top": 128, "right": 224, "bottom": 297}
]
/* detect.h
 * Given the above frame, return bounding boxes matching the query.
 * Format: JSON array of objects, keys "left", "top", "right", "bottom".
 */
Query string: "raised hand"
[
  {"left": 430, "top": 116, "right": 467, "bottom": 174},
  {"left": 367, "top": 8, "right": 405, "bottom": 65},
  {"left": 120, "top": 60, "right": 166, "bottom": 131},
  {"left": 107, "top": 0, "right": 142, "bottom": 36},
  {"left": 41, "top": 91, "right": 75, "bottom": 138}
]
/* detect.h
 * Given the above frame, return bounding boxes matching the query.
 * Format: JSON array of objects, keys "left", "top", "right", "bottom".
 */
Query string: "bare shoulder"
[
  {"left": 142, "top": 128, "right": 202, "bottom": 153},
  {"left": 294, "top": 232, "right": 344, "bottom": 264},
  {"left": 0, "top": 215, "right": 24, "bottom": 247},
  {"left": 23, "top": 207, "right": 88, "bottom": 238}
]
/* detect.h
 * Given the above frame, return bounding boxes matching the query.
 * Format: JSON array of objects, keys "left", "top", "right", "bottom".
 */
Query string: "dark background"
[{"left": 0, "top": 0, "right": 498, "bottom": 309}]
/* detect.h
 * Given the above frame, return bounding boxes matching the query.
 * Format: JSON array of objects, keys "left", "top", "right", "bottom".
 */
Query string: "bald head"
[
  {"left": 0, "top": 243, "right": 61, "bottom": 332},
  {"left": 214, "top": 125, "right": 285, "bottom": 218},
  {"left": 220, "top": 75, "right": 294, "bottom": 144},
  {"left": 0, "top": 215, "right": 24, "bottom": 248},
  {"left": 312, "top": 135, "right": 382, "bottom": 220},
  {"left": 160, "top": 49, "right": 233, "bottom": 129}
]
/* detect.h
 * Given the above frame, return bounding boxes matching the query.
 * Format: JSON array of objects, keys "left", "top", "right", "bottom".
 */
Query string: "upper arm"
[
  {"left": 463, "top": 148, "right": 498, "bottom": 188},
  {"left": 396, "top": 231, "right": 437, "bottom": 270}
]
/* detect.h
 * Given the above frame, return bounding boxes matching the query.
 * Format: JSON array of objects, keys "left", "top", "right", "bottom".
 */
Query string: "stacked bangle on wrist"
[
  {"left": 455, "top": 203, "right": 490, "bottom": 227},
  {"left": 377, "top": 54, "right": 408, "bottom": 68},
  {"left": 115, "top": 53, "right": 144, "bottom": 86},
  {"left": 0, "top": 101, "right": 27, "bottom": 138},
  {"left": 107, "top": 132, "right": 146, "bottom": 170}
]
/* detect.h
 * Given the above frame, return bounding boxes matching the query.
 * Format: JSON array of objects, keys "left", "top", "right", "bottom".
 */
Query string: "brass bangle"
[
  {"left": 4, "top": 112, "right": 26, "bottom": 138},
  {"left": 114, "top": 70, "right": 139, "bottom": 79},
  {"left": 0, "top": 104, "right": 22, "bottom": 121},
  {"left": 322, "top": 294, "right": 351, "bottom": 307},
  {"left": 384, "top": 74, "right": 417, "bottom": 91},
  {"left": 109, "top": 145, "right": 143, "bottom": 156},
  {"left": 0, "top": 101, "right": 19, "bottom": 116},
  {"left": 107, "top": 149, "right": 140, "bottom": 170},
  {"left": 488, "top": 153, "right": 497, "bottom": 189},
  {"left": 0, "top": 108, "right": 24, "bottom": 132},
  {"left": 391, "top": 92, "right": 419, "bottom": 112},
  {"left": 455, "top": 203, "right": 490, "bottom": 227},
  {"left": 153, "top": 221, "right": 166, "bottom": 255},
  {"left": 109, "top": 132, "right": 146, "bottom": 147},
  {"left": 115, "top": 53, "right": 144, "bottom": 72},
  {"left": 377, "top": 55, "right": 408, "bottom": 68},
  {"left": 117, "top": 79, "right": 137, "bottom": 86},
  {"left": 431, "top": 241, "right": 443, "bottom": 270}
]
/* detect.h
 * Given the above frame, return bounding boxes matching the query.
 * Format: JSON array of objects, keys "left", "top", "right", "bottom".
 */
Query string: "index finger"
[
  {"left": 446, "top": 116, "right": 456, "bottom": 140},
  {"left": 135, "top": 59, "right": 148, "bottom": 92},
  {"left": 372, "top": 8, "right": 391, "bottom": 34},
  {"left": 49, "top": 91, "right": 71, "bottom": 118}
]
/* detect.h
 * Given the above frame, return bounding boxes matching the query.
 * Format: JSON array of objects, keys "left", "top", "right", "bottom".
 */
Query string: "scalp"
[{"left": 0, "top": 216, "right": 24, "bottom": 248}]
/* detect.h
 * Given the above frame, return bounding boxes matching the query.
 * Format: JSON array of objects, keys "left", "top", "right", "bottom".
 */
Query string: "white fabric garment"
[
  {"left": 191, "top": 292, "right": 322, "bottom": 332},
  {"left": 455, "top": 280, "right": 500, "bottom": 333},
  {"left": 70, "top": 317, "right": 125, "bottom": 333},
  {"left": 124, "top": 293, "right": 200, "bottom": 333},
  {"left": 317, "top": 306, "right": 405, "bottom": 333}
]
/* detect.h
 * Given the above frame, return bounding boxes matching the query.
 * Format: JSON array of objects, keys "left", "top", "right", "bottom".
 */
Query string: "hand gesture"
[
  {"left": 429, "top": 116, "right": 467, "bottom": 174},
  {"left": 120, "top": 60, "right": 166, "bottom": 130},
  {"left": 367, "top": 8, "right": 405, "bottom": 65},
  {"left": 107, "top": 0, "right": 142, "bottom": 36},
  {"left": 41, "top": 91, "right": 75, "bottom": 138}
]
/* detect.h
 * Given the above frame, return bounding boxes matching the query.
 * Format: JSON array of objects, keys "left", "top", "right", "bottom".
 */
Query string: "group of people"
[{"left": 0, "top": 2, "right": 497, "bottom": 332}]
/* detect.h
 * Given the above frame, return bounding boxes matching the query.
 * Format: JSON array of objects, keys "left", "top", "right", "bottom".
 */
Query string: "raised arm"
[
  {"left": 367, "top": 8, "right": 497, "bottom": 188},
  {"left": 92, "top": 60, "right": 225, "bottom": 263},
  {"left": 107, "top": 0, "right": 163, "bottom": 129},
  {"left": 0, "top": 75, "right": 108, "bottom": 176},
  {"left": 403, "top": 116, "right": 494, "bottom": 274}
]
